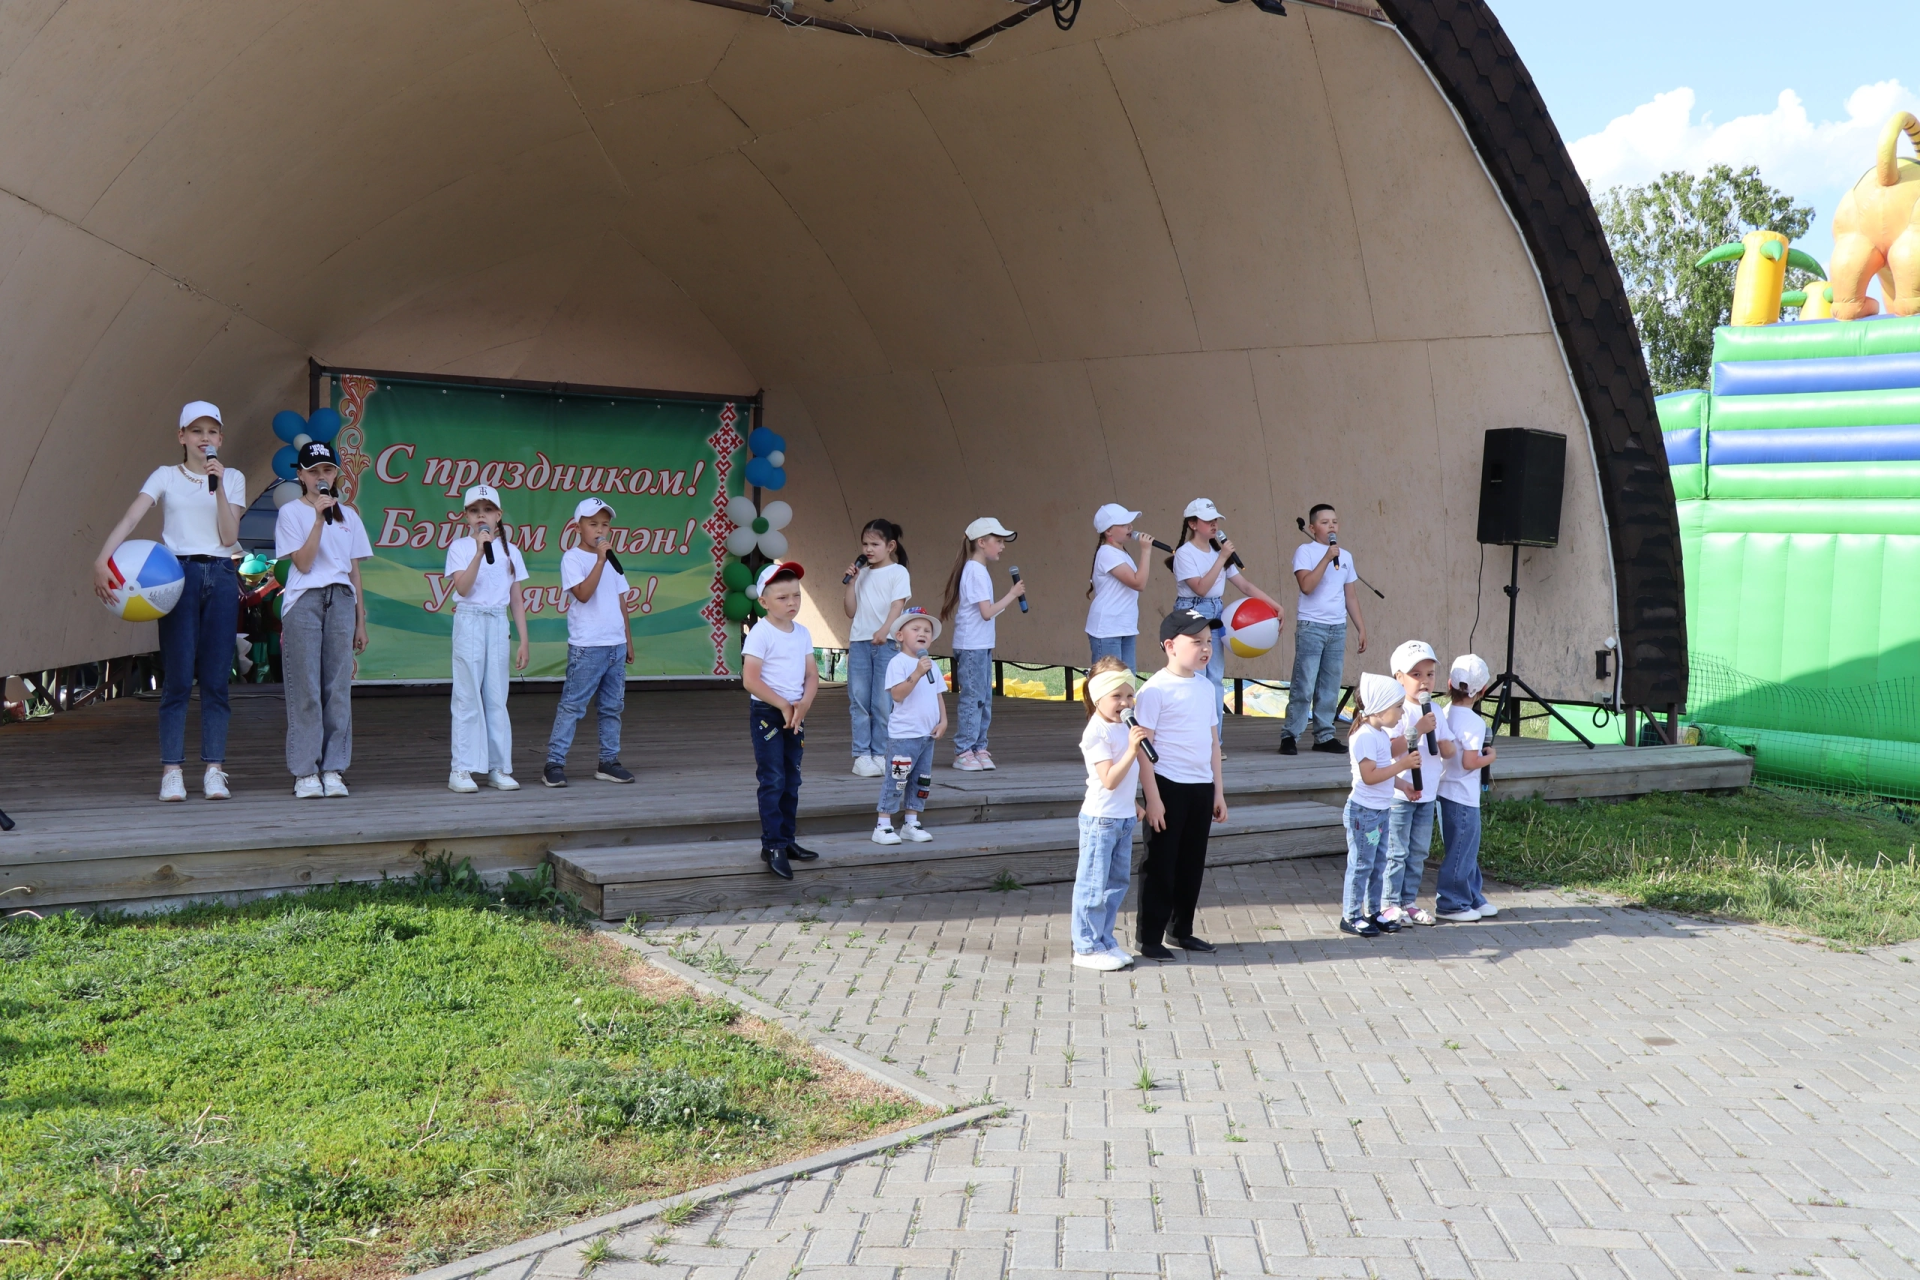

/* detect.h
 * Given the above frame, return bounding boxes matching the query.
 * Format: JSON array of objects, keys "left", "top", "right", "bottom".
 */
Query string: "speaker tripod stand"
[{"left": 1485, "top": 544, "right": 1594, "bottom": 747}]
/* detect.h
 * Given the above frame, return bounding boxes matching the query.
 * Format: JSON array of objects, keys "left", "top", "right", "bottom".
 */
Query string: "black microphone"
[
  {"left": 482, "top": 522, "right": 495, "bottom": 565},
  {"left": 842, "top": 553, "right": 868, "bottom": 585},
  {"left": 1009, "top": 566, "right": 1028, "bottom": 612},
  {"left": 317, "top": 484, "right": 340, "bottom": 524},
  {"left": 1121, "top": 709, "right": 1159, "bottom": 764},
  {"left": 605, "top": 546, "right": 623, "bottom": 576},
  {"left": 204, "top": 446, "right": 220, "bottom": 493},
  {"left": 1149, "top": 538, "right": 1175, "bottom": 554},
  {"left": 1420, "top": 696, "right": 1437, "bottom": 756},
  {"left": 0, "top": 805, "right": 14, "bottom": 832},
  {"left": 1210, "top": 535, "right": 1244, "bottom": 570}
]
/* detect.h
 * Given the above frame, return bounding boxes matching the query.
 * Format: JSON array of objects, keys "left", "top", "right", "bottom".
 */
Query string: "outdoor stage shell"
[{"left": 0, "top": 0, "right": 1684, "bottom": 708}]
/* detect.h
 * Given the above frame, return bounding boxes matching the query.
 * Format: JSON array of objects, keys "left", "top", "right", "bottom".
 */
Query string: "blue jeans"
[
  {"left": 157, "top": 557, "right": 238, "bottom": 765},
  {"left": 952, "top": 648, "right": 993, "bottom": 754},
  {"left": 1087, "top": 634, "right": 1136, "bottom": 672},
  {"left": 1173, "top": 596, "right": 1226, "bottom": 712},
  {"left": 879, "top": 734, "right": 934, "bottom": 813},
  {"left": 1342, "top": 800, "right": 1391, "bottom": 921},
  {"left": 1284, "top": 620, "right": 1347, "bottom": 742},
  {"left": 1437, "top": 798, "right": 1486, "bottom": 914},
  {"left": 847, "top": 639, "right": 899, "bottom": 758},
  {"left": 547, "top": 643, "right": 625, "bottom": 765},
  {"left": 1072, "top": 814, "right": 1136, "bottom": 954},
  {"left": 1385, "top": 796, "right": 1436, "bottom": 909},
  {"left": 750, "top": 699, "right": 804, "bottom": 848}
]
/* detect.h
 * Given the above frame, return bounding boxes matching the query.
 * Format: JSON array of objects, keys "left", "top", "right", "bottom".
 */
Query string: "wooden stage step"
[{"left": 551, "top": 802, "right": 1347, "bottom": 920}]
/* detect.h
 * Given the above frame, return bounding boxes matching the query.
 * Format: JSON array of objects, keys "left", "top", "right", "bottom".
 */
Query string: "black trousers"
[{"left": 1139, "top": 778, "right": 1215, "bottom": 945}]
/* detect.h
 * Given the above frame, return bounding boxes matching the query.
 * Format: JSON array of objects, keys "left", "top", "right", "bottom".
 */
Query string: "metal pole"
[
  {"left": 1504, "top": 544, "right": 1522, "bottom": 737},
  {"left": 995, "top": 659, "right": 1004, "bottom": 697},
  {"left": 1234, "top": 678, "right": 1244, "bottom": 716}
]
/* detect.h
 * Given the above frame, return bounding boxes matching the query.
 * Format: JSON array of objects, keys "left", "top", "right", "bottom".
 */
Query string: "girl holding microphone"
[
  {"left": 1085, "top": 503, "right": 1157, "bottom": 672},
  {"left": 1170, "top": 498, "right": 1284, "bottom": 712}
]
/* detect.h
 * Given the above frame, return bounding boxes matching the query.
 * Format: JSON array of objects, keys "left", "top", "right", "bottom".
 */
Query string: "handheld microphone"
[
  {"left": 1121, "top": 709, "right": 1159, "bottom": 764},
  {"left": 204, "top": 446, "right": 220, "bottom": 493},
  {"left": 842, "top": 554, "right": 868, "bottom": 585},
  {"left": 1008, "top": 566, "right": 1028, "bottom": 612},
  {"left": 1420, "top": 695, "right": 1437, "bottom": 756},
  {"left": 1149, "top": 538, "right": 1176, "bottom": 554},
  {"left": 605, "top": 546, "right": 623, "bottom": 576},
  {"left": 317, "top": 484, "right": 340, "bottom": 524},
  {"left": 482, "top": 522, "right": 496, "bottom": 565},
  {"left": 0, "top": 805, "right": 13, "bottom": 832},
  {"left": 1409, "top": 752, "right": 1422, "bottom": 796},
  {"left": 1210, "top": 535, "right": 1245, "bottom": 570}
]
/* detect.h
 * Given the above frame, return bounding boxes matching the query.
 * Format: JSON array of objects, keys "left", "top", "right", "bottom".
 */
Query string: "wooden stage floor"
[{"left": 0, "top": 685, "right": 1751, "bottom": 913}]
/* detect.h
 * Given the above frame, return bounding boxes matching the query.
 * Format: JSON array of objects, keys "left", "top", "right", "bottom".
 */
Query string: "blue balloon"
[
  {"left": 272, "top": 446, "right": 298, "bottom": 481},
  {"left": 749, "top": 427, "right": 778, "bottom": 457},
  {"left": 762, "top": 466, "right": 787, "bottom": 491},
  {"left": 272, "top": 410, "right": 307, "bottom": 444},
  {"left": 306, "top": 407, "right": 343, "bottom": 443},
  {"left": 744, "top": 457, "right": 773, "bottom": 488}
]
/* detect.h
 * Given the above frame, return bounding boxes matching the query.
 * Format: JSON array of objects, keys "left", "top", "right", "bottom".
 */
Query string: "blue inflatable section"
[
  {"left": 1707, "top": 423, "right": 1920, "bottom": 465},
  {"left": 1714, "top": 351, "right": 1920, "bottom": 397},
  {"left": 1662, "top": 427, "right": 1701, "bottom": 465}
]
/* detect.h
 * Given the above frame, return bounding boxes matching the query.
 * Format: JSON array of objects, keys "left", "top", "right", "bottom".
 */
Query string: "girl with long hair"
[
  {"left": 841, "top": 518, "right": 911, "bottom": 777},
  {"left": 938, "top": 517, "right": 1024, "bottom": 771}
]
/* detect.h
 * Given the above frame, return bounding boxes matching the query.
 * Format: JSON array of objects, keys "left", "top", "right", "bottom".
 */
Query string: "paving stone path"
[{"left": 542, "top": 856, "right": 1920, "bottom": 1280}]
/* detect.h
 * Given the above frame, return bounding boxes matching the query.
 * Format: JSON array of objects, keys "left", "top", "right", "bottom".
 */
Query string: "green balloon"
[
  {"left": 273, "top": 593, "right": 285, "bottom": 619},
  {"left": 750, "top": 597, "right": 768, "bottom": 617},
  {"left": 273, "top": 557, "right": 291, "bottom": 586},
  {"left": 752, "top": 516, "right": 770, "bottom": 534},
  {"left": 723, "top": 591, "right": 752, "bottom": 622},
  {"left": 722, "top": 560, "right": 753, "bottom": 591}
]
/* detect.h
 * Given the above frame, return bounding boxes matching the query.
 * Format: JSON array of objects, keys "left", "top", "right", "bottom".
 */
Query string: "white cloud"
[{"left": 1569, "top": 79, "right": 1920, "bottom": 197}]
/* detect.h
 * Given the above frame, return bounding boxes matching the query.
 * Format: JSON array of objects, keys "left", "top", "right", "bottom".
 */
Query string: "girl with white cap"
[
  {"left": 1170, "top": 499, "right": 1284, "bottom": 713},
  {"left": 1071, "top": 657, "right": 1151, "bottom": 970},
  {"left": 939, "top": 517, "right": 1025, "bottom": 771},
  {"left": 444, "top": 484, "right": 531, "bottom": 794},
  {"left": 1085, "top": 503, "right": 1158, "bottom": 672},
  {"left": 91, "top": 401, "right": 247, "bottom": 802},
  {"left": 1436, "top": 654, "right": 1499, "bottom": 921},
  {"left": 1341, "top": 672, "right": 1421, "bottom": 938}
]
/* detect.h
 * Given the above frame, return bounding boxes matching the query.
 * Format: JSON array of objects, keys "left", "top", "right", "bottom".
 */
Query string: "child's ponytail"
[
  {"left": 1164, "top": 516, "right": 1202, "bottom": 571},
  {"left": 939, "top": 536, "right": 976, "bottom": 625}
]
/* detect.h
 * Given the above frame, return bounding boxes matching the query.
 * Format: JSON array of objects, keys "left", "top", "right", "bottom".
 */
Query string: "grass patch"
[
  {"left": 1480, "top": 788, "right": 1920, "bottom": 946},
  {"left": 0, "top": 865, "right": 928, "bottom": 1279}
]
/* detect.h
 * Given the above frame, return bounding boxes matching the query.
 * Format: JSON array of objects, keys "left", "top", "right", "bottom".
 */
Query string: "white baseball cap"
[
  {"left": 965, "top": 517, "right": 1016, "bottom": 541},
  {"left": 179, "top": 400, "right": 222, "bottom": 428},
  {"left": 1359, "top": 672, "right": 1404, "bottom": 716},
  {"left": 1093, "top": 503, "right": 1140, "bottom": 533},
  {"left": 1183, "top": 497, "right": 1223, "bottom": 521},
  {"left": 573, "top": 497, "right": 615, "bottom": 521},
  {"left": 1391, "top": 639, "right": 1437, "bottom": 675},
  {"left": 754, "top": 561, "right": 805, "bottom": 594},
  {"left": 1450, "top": 654, "right": 1492, "bottom": 695},
  {"left": 464, "top": 484, "right": 502, "bottom": 509}
]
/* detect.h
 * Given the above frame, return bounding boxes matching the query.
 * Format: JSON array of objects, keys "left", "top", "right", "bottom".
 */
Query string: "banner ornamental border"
[{"left": 701, "top": 404, "right": 744, "bottom": 677}]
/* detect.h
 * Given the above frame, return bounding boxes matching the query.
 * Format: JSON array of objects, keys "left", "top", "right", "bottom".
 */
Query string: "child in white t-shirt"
[
  {"left": 742, "top": 562, "right": 819, "bottom": 881},
  {"left": 940, "top": 517, "right": 1025, "bottom": 772},
  {"left": 1341, "top": 673, "right": 1420, "bottom": 937},
  {"left": 1282, "top": 505, "right": 1369, "bottom": 755},
  {"left": 1071, "top": 658, "right": 1151, "bottom": 972},
  {"left": 1134, "top": 608, "right": 1229, "bottom": 960},
  {"left": 1085, "top": 503, "right": 1156, "bottom": 672},
  {"left": 1436, "top": 654, "right": 1499, "bottom": 921},
  {"left": 872, "top": 608, "right": 947, "bottom": 845},
  {"left": 544, "top": 498, "right": 635, "bottom": 788},
  {"left": 1170, "top": 498, "right": 1284, "bottom": 714},
  {"left": 842, "top": 519, "right": 912, "bottom": 777},
  {"left": 444, "top": 484, "right": 531, "bottom": 794},
  {"left": 1382, "top": 640, "right": 1456, "bottom": 928}
]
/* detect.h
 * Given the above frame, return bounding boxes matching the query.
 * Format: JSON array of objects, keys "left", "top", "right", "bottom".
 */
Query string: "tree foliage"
[{"left": 1594, "top": 165, "right": 1815, "bottom": 394}]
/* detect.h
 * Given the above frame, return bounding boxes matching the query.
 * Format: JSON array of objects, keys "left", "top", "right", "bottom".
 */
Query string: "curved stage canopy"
[{"left": 0, "top": 0, "right": 1683, "bottom": 709}]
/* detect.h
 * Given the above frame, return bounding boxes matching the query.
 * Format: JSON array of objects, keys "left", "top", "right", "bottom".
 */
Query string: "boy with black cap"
[{"left": 1134, "top": 607, "right": 1229, "bottom": 961}]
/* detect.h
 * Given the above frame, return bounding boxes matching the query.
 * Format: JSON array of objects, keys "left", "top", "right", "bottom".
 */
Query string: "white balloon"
[
  {"left": 757, "top": 530, "right": 788, "bottom": 559},
  {"left": 761, "top": 500, "right": 793, "bottom": 531},
  {"left": 767, "top": 450, "right": 785, "bottom": 468},
  {"left": 745, "top": 581, "right": 761, "bottom": 600},
  {"left": 726, "top": 495, "right": 758, "bottom": 526},
  {"left": 292, "top": 433, "right": 312, "bottom": 449},
  {"left": 725, "top": 527, "right": 758, "bottom": 557},
  {"left": 271, "top": 481, "right": 303, "bottom": 508}
]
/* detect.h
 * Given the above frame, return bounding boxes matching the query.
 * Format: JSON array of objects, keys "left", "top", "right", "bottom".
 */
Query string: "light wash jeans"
[
  {"left": 878, "top": 734, "right": 934, "bottom": 813},
  {"left": 1087, "top": 634, "right": 1137, "bottom": 672},
  {"left": 282, "top": 584, "right": 357, "bottom": 777},
  {"left": 847, "top": 638, "right": 899, "bottom": 758},
  {"left": 952, "top": 648, "right": 993, "bottom": 755},
  {"left": 547, "top": 643, "right": 625, "bottom": 765},
  {"left": 1436, "top": 798, "right": 1486, "bottom": 915},
  {"left": 451, "top": 606, "right": 513, "bottom": 775},
  {"left": 1072, "top": 813, "right": 1136, "bottom": 954},
  {"left": 1385, "top": 795, "right": 1436, "bottom": 909},
  {"left": 1342, "top": 800, "right": 1391, "bottom": 921},
  {"left": 1173, "top": 595, "right": 1226, "bottom": 712},
  {"left": 1284, "top": 620, "right": 1347, "bottom": 743}
]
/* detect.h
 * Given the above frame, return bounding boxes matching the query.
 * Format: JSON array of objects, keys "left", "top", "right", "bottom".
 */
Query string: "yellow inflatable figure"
[
  {"left": 1785, "top": 282, "right": 1834, "bottom": 319},
  {"left": 1695, "top": 230, "right": 1825, "bottom": 326},
  {"left": 1830, "top": 112, "right": 1920, "bottom": 319}
]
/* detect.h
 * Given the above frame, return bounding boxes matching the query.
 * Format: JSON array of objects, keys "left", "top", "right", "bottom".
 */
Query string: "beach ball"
[
  {"left": 102, "top": 540, "right": 185, "bottom": 622},
  {"left": 1222, "top": 596, "right": 1280, "bottom": 658}
]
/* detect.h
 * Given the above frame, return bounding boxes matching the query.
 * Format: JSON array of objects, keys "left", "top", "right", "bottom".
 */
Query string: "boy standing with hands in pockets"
[
  {"left": 742, "top": 562, "right": 819, "bottom": 881},
  {"left": 544, "top": 498, "right": 635, "bottom": 788},
  {"left": 1134, "top": 608, "right": 1228, "bottom": 961}
]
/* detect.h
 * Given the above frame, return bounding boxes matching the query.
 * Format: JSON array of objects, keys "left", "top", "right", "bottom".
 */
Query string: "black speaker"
[{"left": 1477, "top": 428, "right": 1565, "bottom": 548}]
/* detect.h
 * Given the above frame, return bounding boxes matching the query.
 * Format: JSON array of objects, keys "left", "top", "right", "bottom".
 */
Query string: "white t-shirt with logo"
[
  {"left": 884, "top": 649, "right": 948, "bottom": 739},
  {"left": 1348, "top": 722, "right": 1399, "bottom": 810},
  {"left": 1395, "top": 694, "right": 1456, "bottom": 804},
  {"left": 1085, "top": 544, "right": 1140, "bottom": 638},
  {"left": 743, "top": 618, "right": 814, "bottom": 705},
  {"left": 1293, "top": 542, "right": 1357, "bottom": 625},
  {"left": 274, "top": 500, "right": 373, "bottom": 611},
  {"left": 1133, "top": 668, "right": 1219, "bottom": 786},
  {"left": 140, "top": 465, "right": 248, "bottom": 557},
  {"left": 445, "top": 535, "right": 529, "bottom": 610},
  {"left": 1080, "top": 715, "right": 1140, "bottom": 820},
  {"left": 850, "top": 563, "right": 911, "bottom": 643},
  {"left": 1439, "top": 703, "right": 1489, "bottom": 807},
  {"left": 951, "top": 560, "right": 996, "bottom": 651},
  {"left": 561, "top": 548, "right": 630, "bottom": 647},
  {"left": 1173, "top": 540, "right": 1240, "bottom": 600}
]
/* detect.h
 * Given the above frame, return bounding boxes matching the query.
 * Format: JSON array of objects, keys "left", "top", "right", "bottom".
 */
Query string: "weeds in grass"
[
  {"left": 989, "top": 871, "right": 1023, "bottom": 893},
  {"left": 580, "top": 1237, "right": 625, "bottom": 1272},
  {"left": 657, "top": 1200, "right": 700, "bottom": 1226}
]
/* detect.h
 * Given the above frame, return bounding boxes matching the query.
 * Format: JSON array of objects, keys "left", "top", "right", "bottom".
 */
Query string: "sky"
[{"left": 1488, "top": 0, "right": 1919, "bottom": 289}]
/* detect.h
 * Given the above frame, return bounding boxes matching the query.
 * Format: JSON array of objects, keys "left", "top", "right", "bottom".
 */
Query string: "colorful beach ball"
[
  {"left": 1222, "top": 596, "right": 1280, "bottom": 658},
  {"left": 102, "top": 539, "right": 185, "bottom": 622}
]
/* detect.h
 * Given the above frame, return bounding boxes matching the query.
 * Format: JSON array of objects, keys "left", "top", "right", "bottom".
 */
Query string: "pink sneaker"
[
  {"left": 953, "top": 751, "right": 985, "bottom": 772},
  {"left": 975, "top": 749, "right": 997, "bottom": 771}
]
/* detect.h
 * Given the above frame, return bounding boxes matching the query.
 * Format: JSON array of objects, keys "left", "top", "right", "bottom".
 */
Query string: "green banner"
[{"left": 329, "top": 374, "right": 748, "bottom": 682}]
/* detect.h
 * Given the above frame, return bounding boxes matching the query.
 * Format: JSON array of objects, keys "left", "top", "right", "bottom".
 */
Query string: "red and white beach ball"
[{"left": 1222, "top": 596, "right": 1280, "bottom": 658}]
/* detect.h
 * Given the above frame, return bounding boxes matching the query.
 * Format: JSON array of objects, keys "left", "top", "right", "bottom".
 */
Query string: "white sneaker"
[
  {"left": 448, "top": 769, "right": 479, "bottom": 794},
  {"left": 871, "top": 823, "right": 902, "bottom": 846},
  {"left": 952, "top": 751, "right": 985, "bottom": 772},
  {"left": 159, "top": 769, "right": 187, "bottom": 803},
  {"left": 853, "top": 755, "right": 882, "bottom": 777},
  {"left": 1474, "top": 901, "right": 1498, "bottom": 918},
  {"left": 901, "top": 820, "right": 933, "bottom": 842},
  {"left": 976, "top": 750, "right": 996, "bottom": 771},
  {"left": 202, "top": 767, "right": 230, "bottom": 801},
  {"left": 293, "top": 774, "right": 324, "bottom": 799},
  {"left": 321, "top": 771, "right": 349, "bottom": 798},
  {"left": 484, "top": 770, "right": 520, "bottom": 791},
  {"left": 1436, "top": 907, "right": 1482, "bottom": 922},
  {"left": 1104, "top": 946, "right": 1136, "bottom": 966},
  {"left": 1072, "top": 950, "right": 1128, "bottom": 971}
]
